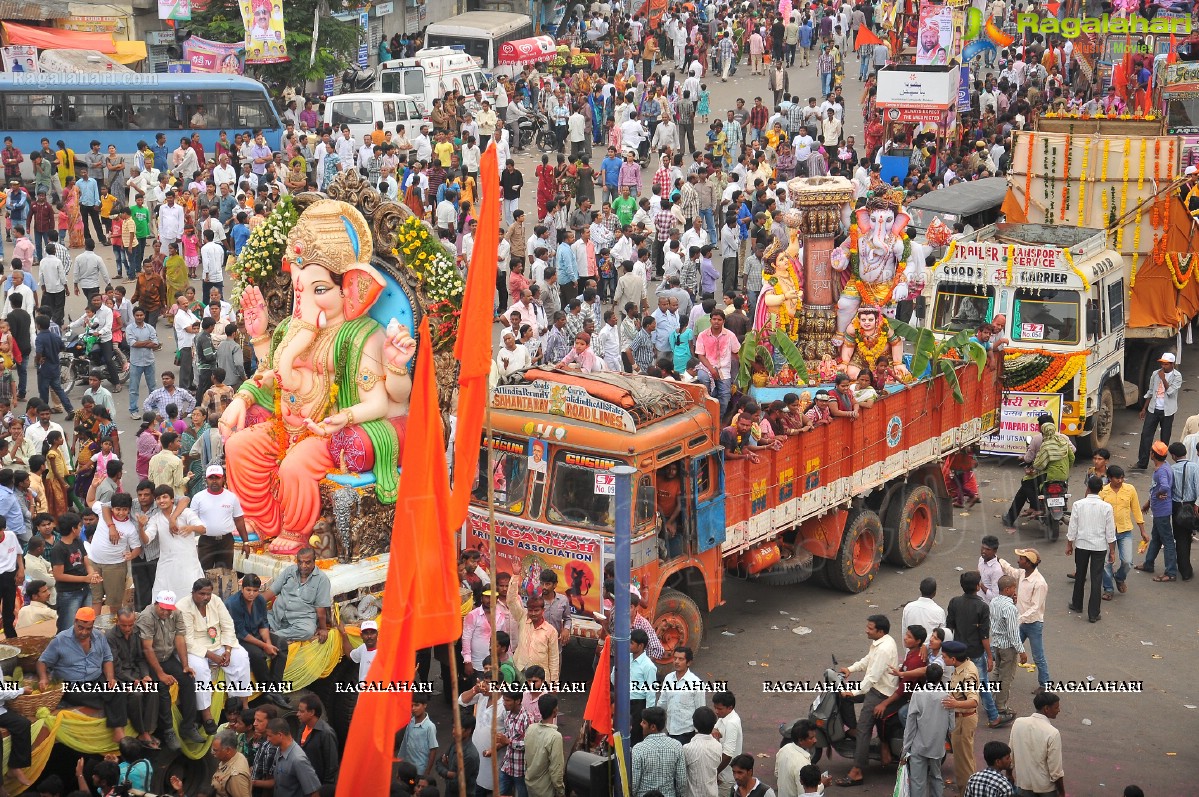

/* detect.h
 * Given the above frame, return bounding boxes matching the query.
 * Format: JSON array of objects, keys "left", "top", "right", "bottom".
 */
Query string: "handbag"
[
  {"left": 892, "top": 762, "right": 910, "bottom": 797},
  {"left": 1175, "top": 464, "right": 1198, "bottom": 532}
]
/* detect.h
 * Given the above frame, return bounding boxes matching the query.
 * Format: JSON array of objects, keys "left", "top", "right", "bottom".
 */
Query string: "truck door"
[{"left": 690, "top": 452, "right": 726, "bottom": 554}]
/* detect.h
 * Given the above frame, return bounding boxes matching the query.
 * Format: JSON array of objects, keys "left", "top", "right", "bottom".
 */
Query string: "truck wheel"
[
  {"left": 826, "top": 509, "right": 883, "bottom": 593},
  {"left": 653, "top": 588, "right": 703, "bottom": 664},
  {"left": 1079, "top": 384, "right": 1115, "bottom": 456},
  {"left": 884, "top": 485, "right": 939, "bottom": 567}
]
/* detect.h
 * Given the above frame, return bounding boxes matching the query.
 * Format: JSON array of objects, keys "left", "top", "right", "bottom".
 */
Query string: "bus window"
[
  {"left": 1013, "top": 289, "right": 1080, "bottom": 344},
  {"left": 547, "top": 452, "right": 614, "bottom": 530},
  {"left": 636, "top": 474, "right": 657, "bottom": 527},
  {"left": 470, "top": 444, "right": 529, "bottom": 513},
  {"left": 64, "top": 93, "right": 115, "bottom": 131},
  {"left": 233, "top": 93, "right": 275, "bottom": 129},
  {"left": 931, "top": 283, "right": 994, "bottom": 332},
  {"left": 4, "top": 93, "right": 57, "bottom": 131}
]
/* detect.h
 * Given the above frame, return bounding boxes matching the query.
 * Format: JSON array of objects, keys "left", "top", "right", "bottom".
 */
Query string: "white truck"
[{"left": 924, "top": 223, "right": 1130, "bottom": 455}]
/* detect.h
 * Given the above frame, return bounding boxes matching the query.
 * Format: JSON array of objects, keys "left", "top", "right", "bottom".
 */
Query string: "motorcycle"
[
  {"left": 778, "top": 655, "right": 904, "bottom": 764},
  {"left": 61, "top": 331, "right": 130, "bottom": 390},
  {"left": 1037, "top": 478, "right": 1069, "bottom": 542}
]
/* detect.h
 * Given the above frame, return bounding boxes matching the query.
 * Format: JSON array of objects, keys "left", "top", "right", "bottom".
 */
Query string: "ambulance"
[
  {"left": 924, "top": 223, "right": 1131, "bottom": 455},
  {"left": 376, "top": 47, "right": 494, "bottom": 114}
]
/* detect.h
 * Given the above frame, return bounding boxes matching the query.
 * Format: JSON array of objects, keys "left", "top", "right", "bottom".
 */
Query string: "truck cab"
[
  {"left": 924, "top": 223, "right": 1131, "bottom": 454},
  {"left": 466, "top": 372, "right": 725, "bottom": 661}
]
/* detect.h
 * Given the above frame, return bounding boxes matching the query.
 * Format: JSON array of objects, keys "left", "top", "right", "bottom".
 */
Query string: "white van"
[
  {"left": 423, "top": 11, "right": 533, "bottom": 71},
  {"left": 377, "top": 48, "right": 494, "bottom": 115},
  {"left": 323, "top": 93, "right": 428, "bottom": 142}
]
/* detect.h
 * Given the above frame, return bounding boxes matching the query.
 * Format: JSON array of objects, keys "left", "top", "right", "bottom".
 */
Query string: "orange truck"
[{"left": 467, "top": 362, "right": 1001, "bottom": 658}]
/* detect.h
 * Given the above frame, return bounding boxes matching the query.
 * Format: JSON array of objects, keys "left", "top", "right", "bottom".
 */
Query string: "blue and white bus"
[{"left": 0, "top": 73, "right": 284, "bottom": 161}]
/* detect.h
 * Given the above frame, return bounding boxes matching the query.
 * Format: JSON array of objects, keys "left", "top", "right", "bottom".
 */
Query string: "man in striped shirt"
[{"left": 988, "top": 575, "right": 1025, "bottom": 727}]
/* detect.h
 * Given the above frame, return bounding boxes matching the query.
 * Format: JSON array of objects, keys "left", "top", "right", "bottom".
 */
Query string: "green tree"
[{"left": 187, "top": 0, "right": 360, "bottom": 89}]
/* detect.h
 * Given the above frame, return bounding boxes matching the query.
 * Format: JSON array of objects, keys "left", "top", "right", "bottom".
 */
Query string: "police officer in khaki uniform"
[{"left": 941, "top": 640, "right": 981, "bottom": 791}]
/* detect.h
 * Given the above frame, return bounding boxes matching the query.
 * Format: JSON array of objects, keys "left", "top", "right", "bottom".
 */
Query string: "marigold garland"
[
  {"left": 1168, "top": 139, "right": 1176, "bottom": 181},
  {"left": 1117, "top": 138, "right": 1131, "bottom": 250},
  {"left": 1060, "top": 134, "right": 1071, "bottom": 221},
  {"left": 1004, "top": 349, "right": 1089, "bottom": 393},
  {"left": 1101, "top": 139, "right": 1110, "bottom": 182},
  {"left": 1025, "top": 132, "right": 1036, "bottom": 216},
  {"left": 1062, "top": 248, "right": 1089, "bottom": 291},
  {"left": 928, "top": 240, "right": 958, "bottom": 274},
  {"left": 851, "top": 316, "right": 890, "bottom": 368},
  {"left": 1164, "top": 253, "right": 1196, "bottom": 290},
  {"left": 1076, "top": 140, "right": 1089, "bottom": 227},
  {"left": 1005, "top": 244, "right": 1015, "bottom": 286}
]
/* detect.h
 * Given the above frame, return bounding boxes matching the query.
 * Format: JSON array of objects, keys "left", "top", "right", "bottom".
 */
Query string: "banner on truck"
[
  {"left": 240, "top": 0, "right": 289, "bottom": 64},
  {"left": 982, "top": 391, "right": 1063, "bottom": 456},
  {"left": 466, "top": 509, "right": 603, "bottom": 617},
  {"left": 1, "top": 45, "right": 38, "bottom": 73},
  {"left": 182, "top": 36, "right": 245, "bottom": 74}
]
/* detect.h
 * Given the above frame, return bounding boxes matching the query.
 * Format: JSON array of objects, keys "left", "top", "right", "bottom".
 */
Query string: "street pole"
[{"left": 610, "top": 463, "right": 638, "bottom": 791}]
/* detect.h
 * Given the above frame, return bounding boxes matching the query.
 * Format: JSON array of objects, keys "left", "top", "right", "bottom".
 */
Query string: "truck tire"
[
  {"left": 884, "top": 485, "right": 939, "bottom": 567},
  {"left": 653, "top": 588, "right": 704, "bottom": 664},
  {"left": 1079, "top": 383, "right": 1116, "bottom": 456},
  {"left": 826, "top": 509, "right": 883, "bottom": 593},
  {"left": 752, "top": 547, "right": 817, "bottom": 586}
]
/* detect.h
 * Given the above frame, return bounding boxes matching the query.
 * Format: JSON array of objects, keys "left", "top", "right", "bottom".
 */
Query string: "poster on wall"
[
  {"left": 239, "top": 0, "right": 289, "bottom": 63},
  {"left": 182, "top": 37, "right": 245, "bottom": 74},
  {"left": 1, "top": 45, "right": 38, "bottom": 73},
  {"left": 158, "top": 0, "right": 191, "bottom": 21},
  {"left": 916, "top": 0, "right": 954, "bottom": 65}
]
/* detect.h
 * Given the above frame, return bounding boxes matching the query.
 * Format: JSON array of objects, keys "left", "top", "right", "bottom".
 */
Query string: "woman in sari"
[
  {"left": 56, "top": 140, "right": 76, "bottom": 189},
  {"left": 164, "top": 244, "right": 189, "bottom": 307},
  {"left": 135, "top": 412, "right": 161, "bottom": 482},
  {"left": 403, "top": 163, "right": 426, "bottom": 219},
  {"left": 181, "top": 407, "right": 206, "bottom": 496},
  {"left": 286, "top": 156, "right": 308, "bottom": 194},
  {"left": 321, "top": 152, "right": 342, "bottom": 191},
  {"left": 43, "top": 432, "right": 72, "bottom": 518},
  {"left": 71, "top": 428, "right": 98, "bottom": 509},
  {"left": 554, "top": 154, "right": 576, "bottom": 213},
  {"left": 95, "top": 406, "right": 121, "bottom": 460},
  {"left": 535, "top": 154, "right": 556, "bottom": 220},
  {"left": 63, "top": 177, "right": 85, "bottom": 249}
]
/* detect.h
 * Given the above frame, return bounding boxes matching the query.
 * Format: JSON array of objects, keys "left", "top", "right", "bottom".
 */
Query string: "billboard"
[
  {"left": 240, "top": 0, "right": 288, "bottom": 64},
  {"left": 182, "top": 36, "right": 245, "bottom": 74},
  {"left": 877, "top": 65, "right": 961, "bottom": 110},
  {"left": 982, "top": 392, "right": 1063, "bottom": 456}
]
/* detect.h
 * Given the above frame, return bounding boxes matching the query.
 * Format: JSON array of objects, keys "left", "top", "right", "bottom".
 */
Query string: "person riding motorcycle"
[
  {"left": 1002, "top": 413, "right": 1076, "bottom": 530},
  {"left": 1033, "top": 421, "right": 1075, "bottom": 484}
]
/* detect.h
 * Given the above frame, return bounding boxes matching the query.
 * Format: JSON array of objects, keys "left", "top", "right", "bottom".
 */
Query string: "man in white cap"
[
  {"left": 998, "top": 548, "right": 1051, "bottom": 692},
  {"left": 136, "top": 589, "right": 206, "bottom": 748},
  {"left": 339, "top": 618, "right": 379, "bottom": 683},
  {"left": 190, "top": 464, "right": 251, "bottom": 572},
  {"left": 1133, "top": 352, "right": 1182, "bottom": 471},
  {"left": 1180, "top": 164, "right": 1199, "bottom": 215}
]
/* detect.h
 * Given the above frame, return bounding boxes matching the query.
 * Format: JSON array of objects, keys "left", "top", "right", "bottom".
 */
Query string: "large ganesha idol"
[
  {"left": 829, "top": 195, "right": 919, "bottom": 336},
  {"left": 219, "top": 199, "right": 417, "bottom": 555}
]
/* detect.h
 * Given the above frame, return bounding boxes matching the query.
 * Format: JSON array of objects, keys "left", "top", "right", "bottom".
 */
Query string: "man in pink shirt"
[
  {"left": 694, "top": 308, "right": 741, "bottom": 419},
  {"left": 12, "top": 227, "right": 34, "bottom": 272},
  {"left": 749, "top": 30, "right": 765, "bottom": 75}
]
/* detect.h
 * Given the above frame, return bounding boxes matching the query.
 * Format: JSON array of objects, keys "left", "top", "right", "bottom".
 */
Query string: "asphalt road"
[{"left": 55, "top": 52, "right": 1196, "bottom": 796}]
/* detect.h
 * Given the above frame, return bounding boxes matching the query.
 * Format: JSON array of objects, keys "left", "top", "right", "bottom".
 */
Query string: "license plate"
[{"left": 1047, "top": 497, "right": 1065, "bottom": 507}]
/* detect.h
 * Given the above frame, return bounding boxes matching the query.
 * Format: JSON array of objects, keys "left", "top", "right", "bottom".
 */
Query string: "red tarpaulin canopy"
[
  {"left": 2, "top": 20, "right": 115, "bottom": 52},
  {"left": 497, "top": 35, "right": 556, "bottom": 65}
]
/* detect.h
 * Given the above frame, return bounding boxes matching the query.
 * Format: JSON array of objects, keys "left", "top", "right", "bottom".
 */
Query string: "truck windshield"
[
  {"left": 470, "top": 444, "right": 529, "bottom": 513},
  {"left": 932, "top": 283, "right": 994, "bottom": 332},
  {"left": 547, "top": 452, "right": 616, "bottom": 531},
  {"left": 908, "top": 206, "right": 959, "bottom": 235},
  {"left": 1013, "top": 289, "right": 1080, "bottom": 344}
]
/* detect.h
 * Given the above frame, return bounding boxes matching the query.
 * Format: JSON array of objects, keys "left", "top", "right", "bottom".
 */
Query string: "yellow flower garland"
[
  {"left": 1101, "top": 139, "right": 1110, "bottom": 182},
  {"left": 1005, "top": 245, "right": 1015, "bottom": 286},
  {"left": 1164, "top": 253, "right": 1195, "bottom": 290},
  {"left": 1062, "top": 248, "right": 1089, "bottom": 291},
  {"left": 1045, "top": 353, "right": 1086, "bottom": 393},
  {"left": 1116, "top": 138, "right": 1131, "bottom": 250},
  {"left": 1079, "top": 361, "right": 1087, "bottom": 411},
  {"left": 928, "top": 240, "right": 958, "bottom": 274},
  {"left": 851, "top": 316, "right": 890, "bottom": 367},
  {"left": 1077, "top": 139, "right": 1089, "bottom": 227}
]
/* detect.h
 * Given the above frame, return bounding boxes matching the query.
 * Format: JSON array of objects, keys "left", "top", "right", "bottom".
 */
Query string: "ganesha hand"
[
  {"left": 893, "top": 282, "right": 909, "bottom": 303},
  {"left": 219, "top": 398, "right": 248, "bottom": 439},
  {"left": 242, "top": 285, "right": 269, "bottom": 339},
  {"left": 384, "top": 319, "right": 417, "bottom": 371}
]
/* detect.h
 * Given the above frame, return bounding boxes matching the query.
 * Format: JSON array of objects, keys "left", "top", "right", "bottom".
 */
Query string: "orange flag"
[
  {"left": 854, "top": 26, "right": 882, "bottom": 50},
  {"left": 583, "top": 639, "right": 614, "bottom": 738},
  {"left": 335, "top": 316, "right": 447, "bottom": 797},
  {"left": 448, "top": 143, "right": 502, "bottom": 531},
  {"left": 1001, "top": 188, "right": 1028, "bottom": 224},
  {"left": 1168, "top": 33, "right": 1178, "bottom": 65}
]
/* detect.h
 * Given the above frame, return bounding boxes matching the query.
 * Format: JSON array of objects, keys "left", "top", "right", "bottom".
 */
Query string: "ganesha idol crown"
[{"left": 284, "top": 199, "right": 375, "bottom": 275}]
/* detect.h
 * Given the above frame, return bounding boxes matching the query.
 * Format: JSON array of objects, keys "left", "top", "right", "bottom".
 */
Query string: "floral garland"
[
  {"left": 1060, "top": 134, "right": 1071, "bottom": 221},
  {"left": 1043, "top": 111, "right": 1158, "bottom": 121},
  {"left": 1046, "top": 142, "right": 1057, "bottom": 224},
  {"left": 394, "top": 216, "right": 465, "bottom": 351},
  {"left": 1062, "top": 248, "right": 1089, "bottom": 291},
  {"left": 1025, "top": 132, "right": 1036, "bottom": 216},
  {"left": 1076, "top": 140, "right": 1089, "bottom": 227},
  {"left": 1079, "top": 362, "right": 1087, "bottom": 411},
  {"left": 1005, "top": 244, "right": 1015, "bottom": 286},
  {"left": 228, "top": 196, "right": 300, "bottom": 306},
  {"left": 1168, "top": 139, "right": 1176, "bottom": 181},
  {"left": 1004, "top": 349, "right": 1088, "bottom": 393},
  {"left": 1116, "top": 138, "right": 1131, "bottom": 250},
  {"left": 1164, "top": 253, "right": 1196, "bottom": 290},
  {"left": 1101, "top": 139, "right": 1110, "bottom": 182},
  {"left": 1131, "top": 140, "right": 1145, "bottom": 273},
  {"left": 927, "top": 239, "right": 958, "bottom": 274}
]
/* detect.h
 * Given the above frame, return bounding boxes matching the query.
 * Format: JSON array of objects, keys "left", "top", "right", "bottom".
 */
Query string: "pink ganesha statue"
[{"left": 218, "top": 199, "right": 417, "bottom": 555}]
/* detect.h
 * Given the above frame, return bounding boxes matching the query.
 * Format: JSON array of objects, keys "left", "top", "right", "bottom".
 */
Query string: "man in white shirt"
[
  {"left": 712, "top": 692, "right": 743, "bottom": 792},
  {"left": 68, "top": 291, "right": 121, "bottom": 388},
  {"left": 190, "top": 465, "right": 250, "bottom": 572},
  {"left": 1, "top": 270, "right": 35, "bottom": 319},
  {"left": 172, "top": 294, "right": 200, "bottom": 392},
  {"left": 1009, "top": 693, "right": 1066, "bottom": 797},
  {"left": 71, "top": 239, "right": 111, "bottom": 302},
  {"left": 435, "top": 193, "right": 458, "bottom": 236},
  {"left": 38, "top": 245, "right": 70, "bottom": 324},
  {"left": 212, "top": 155, "right": 237, "bottom": 189},
  {"left": 655, "top": 646, "right": 706, "bottom": 744},
  {"left": 900, "top": 577, "right": 950, "bottom": 641},
  {"left": 90, "top": 494, "right": 143, "bottom": 612},
  {"left": 334, "top": 127, "right": 355, "bottom": 164},
  {"left": 157, "top": 191, "right": 186, "bottom": 249},
  {"left": 413, "top": 125, "right": 433, "bottom": 163},
  {"left": 683, "top": 707, "right": 724, "bottom": 797},
  {"left": 1065, "top": 475, "right": 1116, "bottom": 623},
  {"left": 776, "top": 720, "right": 828, "bottom": 797},
  {"left": 200, "top": 230, "right": 226, "bottom": 301},
  {"left": 837, "top": 615, "right": 900, "bottom": 787},
  {"left": 460, "top": 138, "right": 481, "bottom": 178}
]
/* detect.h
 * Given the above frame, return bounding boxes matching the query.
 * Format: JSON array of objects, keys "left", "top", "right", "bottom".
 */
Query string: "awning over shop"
[
  {"left": 497, "top": 35, "right": 556, "bottom": 65},
  {"left": 1, "top": 20, "right": 115, "bottom": 53},
  {"left": 112, "top": 40, "right": 147, "bottom": 63}
]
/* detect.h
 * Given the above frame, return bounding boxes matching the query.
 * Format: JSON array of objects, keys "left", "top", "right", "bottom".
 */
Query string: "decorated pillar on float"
[{"left": 788, "top": 176, "right": 855, "bottom": 369}]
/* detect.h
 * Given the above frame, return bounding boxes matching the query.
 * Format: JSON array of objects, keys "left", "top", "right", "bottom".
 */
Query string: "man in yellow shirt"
[
  {"left": 434, "top": 132, "right": 455, "bottom": 169},
  {"left": 1098, "top": 465, "right": 1143, "bottom": 599}
]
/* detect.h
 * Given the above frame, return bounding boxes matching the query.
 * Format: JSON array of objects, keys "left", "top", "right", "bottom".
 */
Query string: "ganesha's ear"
[
  {"left": 854, "top": 206, "right": 872, "bottom": 231},
  {"left": 892, "top": 212, "right": 911, "bottom": 236},
  {"left": 341, "top": 263, "right": 386, "bottom": 320}
]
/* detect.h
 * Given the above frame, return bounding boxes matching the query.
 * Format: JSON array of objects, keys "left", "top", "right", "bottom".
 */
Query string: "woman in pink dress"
[{"left": 63, "top": 177, "right": 84, "bottom": 249}]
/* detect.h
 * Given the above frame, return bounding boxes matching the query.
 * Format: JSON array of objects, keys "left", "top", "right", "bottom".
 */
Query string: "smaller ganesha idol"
[
  {"left": 219, "top": 199, "right": 417, "bottom": 555},
  {"left": 839, "top": 304, "right": 909, "bottom": 382}
]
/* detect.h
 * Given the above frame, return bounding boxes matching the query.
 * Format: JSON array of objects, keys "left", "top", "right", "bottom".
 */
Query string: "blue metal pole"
[{"left": 611, "top": 464, "right": 638, "bottom": 788}]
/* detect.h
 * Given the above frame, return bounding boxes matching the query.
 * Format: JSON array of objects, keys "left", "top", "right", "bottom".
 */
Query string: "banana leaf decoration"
[
  {"left": 770, "top": 328, "right": 810, "bottom": 383},
  {"left": 886, "top": 318, "right": 987, "bottom": 404},
  {"left": 735, "top": 329, "right": 760, "bottom": 391}
]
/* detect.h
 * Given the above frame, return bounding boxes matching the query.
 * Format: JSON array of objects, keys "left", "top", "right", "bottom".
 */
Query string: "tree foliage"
[{"left": 187, "top": 0, "right": 361, "bottom": 89}]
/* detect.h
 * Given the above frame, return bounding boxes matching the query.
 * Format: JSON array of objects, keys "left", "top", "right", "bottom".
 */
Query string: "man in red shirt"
[{"left": 749, "top": 97, "right": 769, "bottom": 145}]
